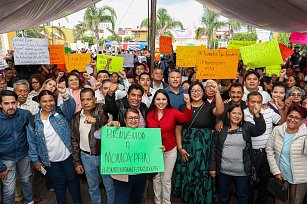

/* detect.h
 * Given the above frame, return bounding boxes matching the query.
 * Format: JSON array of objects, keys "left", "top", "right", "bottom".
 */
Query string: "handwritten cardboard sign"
[
  {"left": 49, "top": 45, "right": 65, "bottom": 64},
  {"left": 97, "top": 54, "right": 124, "bottom": 73},
  {"left": 64, "top": 53, "right": 91, "bottom": 72},
  {"left": 100, "top": 127, "right": 164, "bottom": 175},
  {"left": 290, "top": 32, "right": 307, "bottom": 44},
  {"left": 118, "top": 54, "right": 134, "bottom": 67},
  {"left": 196, "top": 49, "right": 239, "bottom": 79},
  {"left": 176, "top": 46, "right": 205, "bottom": 67},
  {"left": 159, "top": 36, "right": 172, "bottom": 54},
  {"left": 279, "top": 43, "right": 294, "bottom": 62},
  {"left": 227, "top": 40, "right": 256, "bottom": 49},
  {"left": 240, "top": 40, "right": 283, "bottom": 69},
  {"left": 266, "top": 65, "right": 281, "bottom": 77},
  {"left": 12, "top": 37, "right": 50, "bottom": 65}
]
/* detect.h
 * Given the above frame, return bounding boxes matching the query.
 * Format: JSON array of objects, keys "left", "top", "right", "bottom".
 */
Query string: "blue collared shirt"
[{"left": 164, "top": 87, "right": 188, "bottom": 109}]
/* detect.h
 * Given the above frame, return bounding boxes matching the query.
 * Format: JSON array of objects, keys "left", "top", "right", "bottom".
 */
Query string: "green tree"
[
  {"left": 84, "top": 4, "right": 117, "bottom": 53},
  {"left": 233, "top": 32, "right": 258, "bottom": 41},
  {"left": 82, "top": 36, "right": 94, "bottom": 47},
  {"left": 277, "top": 33, "right": 291, "bottom": 46},
  {"left": 123, "top": 36, "right": 132, "bottom": 41},
  {"left": 73, "top": 21, "right": 87, "bottom": 41},
  {"left": 226, "top": 19, "right": 242, "bottom": 39},
  {"left": 140, "top": 8, "right": 183, "bottom": 40},
  {"left": 196, "top": 8, "right": 225, "bottom": 48},
  {"left": 107, "top": 35, "right": 122, "bottom": 42}
]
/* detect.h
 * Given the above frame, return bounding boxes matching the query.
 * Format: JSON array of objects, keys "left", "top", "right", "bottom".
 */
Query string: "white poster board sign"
[
  {"left": 118, "top": 54, "right": 134, "bottom": 67},
  {"left": 12, "top": 37, "right": 50, "bottom": 65}
]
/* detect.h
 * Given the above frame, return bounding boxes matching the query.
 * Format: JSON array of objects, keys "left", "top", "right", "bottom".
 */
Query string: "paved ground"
[{"left": 35, "top": 173, "right": 185, "bottom": 204}]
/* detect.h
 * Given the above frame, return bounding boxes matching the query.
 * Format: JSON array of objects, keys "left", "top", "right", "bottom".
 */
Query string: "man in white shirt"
[
  {"left": 13, "top": 80, "right": 39, "bottom": 115},
  {"left": 244, "top": 91, "right": 286, "bottom": 204},
  {"left": 139, "top": 73, "right": 156, "bottom": 108},
  {"left": 242, "top": 70, "right": 271, "bottom": 104},
  {"left": 72, "top": 88, "right": 115, "bottom": 204}
]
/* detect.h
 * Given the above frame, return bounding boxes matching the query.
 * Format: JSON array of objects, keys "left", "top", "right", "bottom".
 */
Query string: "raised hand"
[
  {"left": 94, "top": 82, "right": 102, "bottom": 90},
  {"left": 58, "top": 72, "right": 64, "bottom": 77},
  {"left": 85, "top": 116, "right": 96, "bottom": 124},
  {"left": 252, "top": 104, "right": 261, "bottom": 117},
  {"left": 57, "top": 83, "right": 66, "bottom": 94},
  {"left": 108, "top": 83, "right": 118, "bottom": 95},
  {"left": 83, "top": 73, "right": 91, "bottom": 80},
  {"left": 183, "top": 94, "right": 190, "bottom": 104},
  {"left": 119, "top": 71, "right": 127, "bottom": 79}
]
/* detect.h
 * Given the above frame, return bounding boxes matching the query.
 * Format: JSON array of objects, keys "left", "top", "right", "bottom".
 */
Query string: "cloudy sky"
[{"left": 54, "top": 0, "right": 205, "bottom": 29}]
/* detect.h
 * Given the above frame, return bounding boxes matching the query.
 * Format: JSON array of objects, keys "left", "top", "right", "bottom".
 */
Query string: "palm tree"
[
  {"left": 140, "top": 8, "right": 183, "bottom": 41},
  {"left": 73, "top": 21, "right": 87, "bottom": 41},
  {"left": 83, "top": 4, "right": 117, "bottom": 52},
  {"left": 195, "top": 8, "right": 225, "bottom": 48},
  {"left": 226, "top": 19, "right": 242, "bottom": 39}
]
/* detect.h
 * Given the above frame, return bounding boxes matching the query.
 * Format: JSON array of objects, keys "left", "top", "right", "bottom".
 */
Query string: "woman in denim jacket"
[{"left": 28, "top": 83, "right": 81, "bottom": 204}]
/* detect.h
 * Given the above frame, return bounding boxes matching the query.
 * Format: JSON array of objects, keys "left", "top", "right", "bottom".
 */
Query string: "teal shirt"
[{"left": 279, "top": 132, "right": 294, "bottom": 184}]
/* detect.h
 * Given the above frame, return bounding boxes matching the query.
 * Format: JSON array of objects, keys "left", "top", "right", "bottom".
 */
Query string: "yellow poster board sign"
[
  {"left": 196, "top": 49, "right": 239, "bottom": 79},
  {"left": 240, "top": 40, "right": 283, "bottom": 69},
  {"left": 97, "top": 54, "right": 124, "bottom": 73},
  {"left": 266, "top": 65, "right": 281, "bottom": 76},
  {"left": 176, "top": 46, "right": 206, "bottom": 67},
  {"left": 227, "top": 40, "right": 256, "bottom": 49},
  {"left": 65, "top": 54, "right": 91, "bottom": 72}
]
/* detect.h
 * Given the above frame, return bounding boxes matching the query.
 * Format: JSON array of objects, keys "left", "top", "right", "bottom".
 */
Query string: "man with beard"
[
  {"left": 13, "top": 80, "right": 39, "bottom": 115},
  {"left": 0, "top": 90, "right": 33, "bottom": 204},
  {"left": 215, "top": 82, "right": 247, "bottom": 131},
  {"left": 164, "top": 69, "right": 187, "bottom": 109}
]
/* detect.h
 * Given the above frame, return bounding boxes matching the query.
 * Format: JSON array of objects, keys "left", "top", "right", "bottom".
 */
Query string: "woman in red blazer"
[{"left": 146, "top": 89, "right": 192, "bottom": 204}]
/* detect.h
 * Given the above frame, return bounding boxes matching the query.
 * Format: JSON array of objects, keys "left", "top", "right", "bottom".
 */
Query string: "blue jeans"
[
  {"left": 81, "top": 151, "right": 114, "bottom": 204},
  {"left": 114, "top": 174, "right": 147, "bottom": 204},
  {"left": 218, "top": 172, "right": 249, "bottom": 204},
  {"left": 45, "top": 155, "right": 81, "bottom": 204},
  {"left": 1, "top": 156, "right": 33, "bottom": 204}
]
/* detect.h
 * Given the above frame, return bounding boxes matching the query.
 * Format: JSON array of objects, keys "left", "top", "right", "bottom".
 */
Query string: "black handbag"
[{"left": 266, "top": 178, "right": 288, "bottom": 202}]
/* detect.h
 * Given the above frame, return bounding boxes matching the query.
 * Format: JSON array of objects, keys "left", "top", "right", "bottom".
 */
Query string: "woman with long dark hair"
[
  {"left": 146, "top": 89, "right": 192, "bottom": 204},
  {"left": 174, "top": 81, "right": 224, "bottom": 203},
  {"left": 28, "top": 84, "right": 81, "bottom": 204},
  {"left": 210, "top": 104, "right": 266, "bottom": 204}
]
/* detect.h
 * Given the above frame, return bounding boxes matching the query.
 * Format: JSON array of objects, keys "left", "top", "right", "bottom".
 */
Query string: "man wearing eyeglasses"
[{"left": 244, "top": 91, "right": 286, "bottom": 204}]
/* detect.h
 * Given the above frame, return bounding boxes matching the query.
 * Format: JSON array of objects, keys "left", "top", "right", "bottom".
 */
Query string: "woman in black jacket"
[{"left": 209, "top": 104, "right": 266, "bottom": 204}]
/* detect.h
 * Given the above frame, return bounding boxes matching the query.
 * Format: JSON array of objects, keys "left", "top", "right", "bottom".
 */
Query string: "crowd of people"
[{"left": 0, "top": 47, "right": 307, "bottom": 204}]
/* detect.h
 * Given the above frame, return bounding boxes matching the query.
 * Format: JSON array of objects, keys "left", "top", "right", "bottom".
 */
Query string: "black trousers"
[{"left": 251, "top": 149, "right": 271, "bottom": 204}]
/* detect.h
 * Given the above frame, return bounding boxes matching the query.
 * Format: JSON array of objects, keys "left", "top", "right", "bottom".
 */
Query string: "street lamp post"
[{"left": 150, "top": 0, "right": 156, "bottom": 73}]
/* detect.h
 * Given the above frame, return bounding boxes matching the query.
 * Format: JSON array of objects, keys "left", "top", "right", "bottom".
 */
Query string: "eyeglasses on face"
[
  {"left": 290, "top": 93, "right": 301, "bottom": 97},
  {"left": 190, "top": 89, "right": 203, "bottom": 94},
  {"left": 126, "top": 116, "right": 140, "bottom": 121},
  {"left": 287, "top": 115, "right": 303, "bottom": 121}
]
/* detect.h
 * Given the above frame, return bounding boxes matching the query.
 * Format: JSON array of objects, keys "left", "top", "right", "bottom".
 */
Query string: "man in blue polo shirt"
[{"left": 164, "top": 69, "right": 187, "bottom": 109}]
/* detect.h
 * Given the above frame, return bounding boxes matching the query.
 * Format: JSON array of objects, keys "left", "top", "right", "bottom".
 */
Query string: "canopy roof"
[
  {"left": 0, "top": 0, "right": 100, "bottom": 33},
  {"left": 197, "top": 0, "right": 307, "bottom": 32}
]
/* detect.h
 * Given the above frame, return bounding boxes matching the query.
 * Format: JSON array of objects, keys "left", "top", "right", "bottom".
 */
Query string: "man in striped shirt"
[{"left": 244, "top": 91, "right": 286, "bottom": 204}]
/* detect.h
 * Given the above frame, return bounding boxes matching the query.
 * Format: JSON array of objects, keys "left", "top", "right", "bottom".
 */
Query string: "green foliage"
[
  {"left": 123, "top": 36, "right": 132, "bottom": 41},
  {"left": 233, "top": 32, "right": 258, "bottom": 41},
  {"left": 277, "top": 33, "right": 291, "bottom": 46},
  {"left": 140, "top": 8, "right": 183, "bottom": 39},
  {"left": 99, "top": 38, "right": 105, "bottom": 46},
  {"left": 82, "top": 36, "right": 94, "bottom": 47},
  {"left": 210, "top": 38, "right": 219, "bottom": 49},
  {"left": 107, "top": 35, "right": 122, "bottom": 42}
]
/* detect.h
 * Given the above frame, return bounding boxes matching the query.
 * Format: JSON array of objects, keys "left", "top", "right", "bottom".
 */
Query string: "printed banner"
[
  {"left": 290, "top": 32, "right": 307, "bottom": 44},
  {"left": 240, "top": 40, "right": 283, "bottom": 68},
  {"left": 159, "top": 36, "right": 172, "bottom": 54},
  {"left": 100, "top": 127, "right": 164, "bottom": 175},
  {"left": 49, "top": 45, "right": 65, "bottom": 64},
  {"left": 64, "top": 54, "right": 91, "bottom": 72},
  {"left": 176, "top": 46, "right": 205, "bottom": 67},
  {"left": 279, "top": 43, "right": 294, "bottom": 62},
  {"left": 12, "top": 37, "right": 50, "bottom": 65},
  {"left": 118, "top": 54, "right": 134, "bottom": 67},
  {"left": 196, "top": 49, "right": 239, "bottom": 79},
  {"left": 97, "top": 54, "right": 124, "bottom": 73},
  {"left": 227, "top": 40, "right": 256, "bottom": 49}
]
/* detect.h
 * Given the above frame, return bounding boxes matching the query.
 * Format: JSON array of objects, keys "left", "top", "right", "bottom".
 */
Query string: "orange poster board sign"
[
  {"left": 49, "top": 45, "right": 65, "bottom": 64},
  {"left": 64, "top": 54, "right": 91, "bottom": 72},
  {"left": 159, "top": 36, "right": 172, "bottom": 54},
  {"left": 196, "top": 49, "right": 239, "bottom": 79}
]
